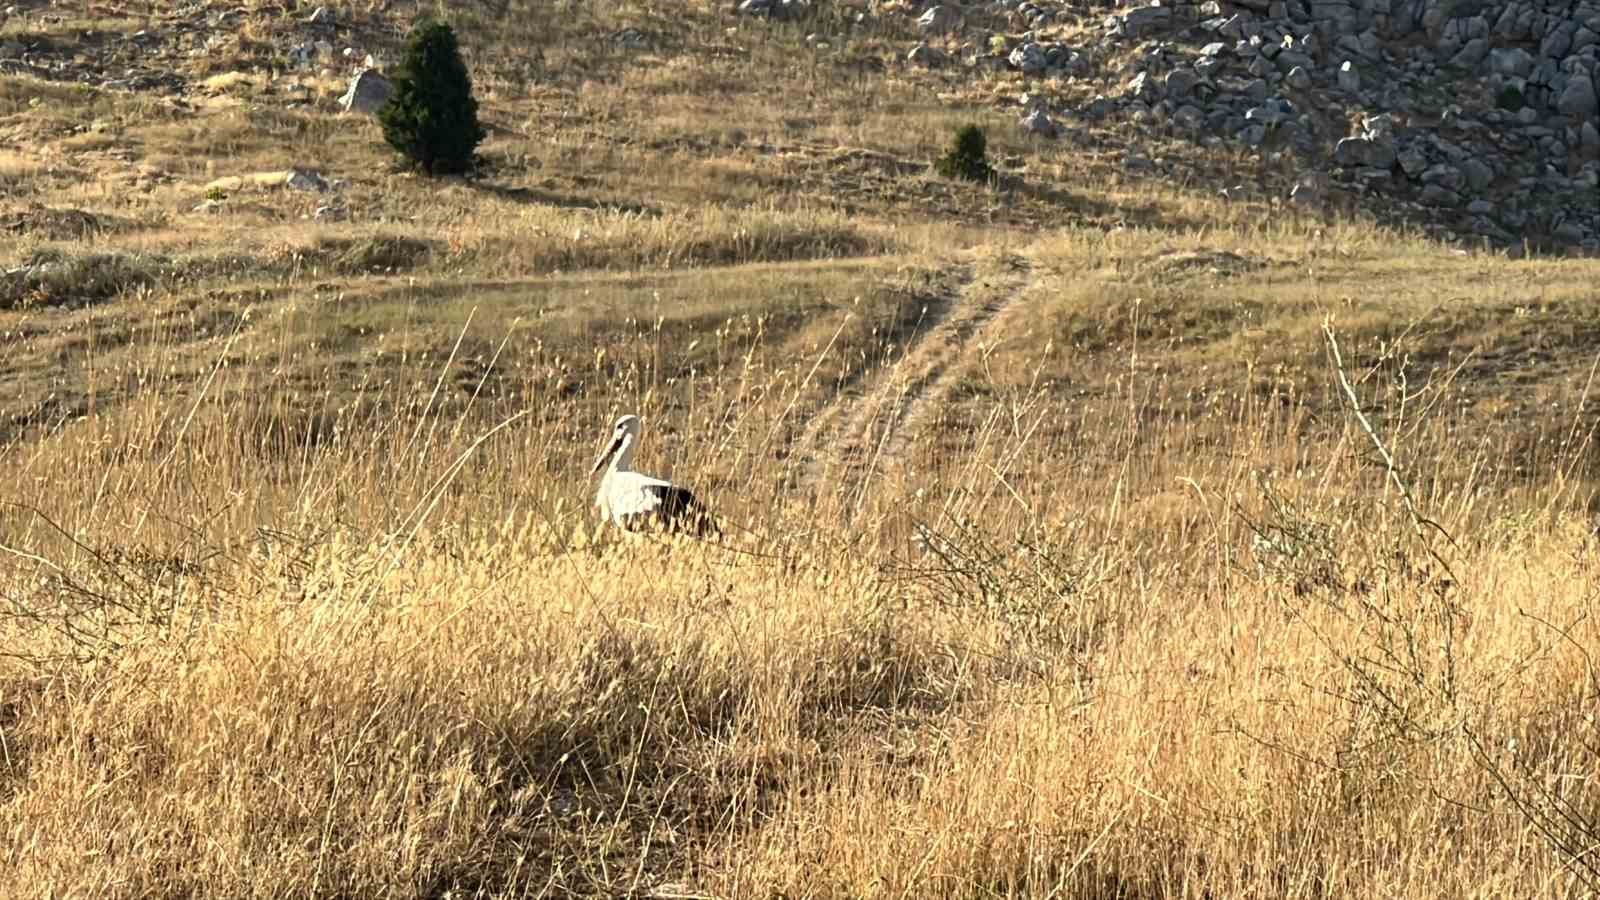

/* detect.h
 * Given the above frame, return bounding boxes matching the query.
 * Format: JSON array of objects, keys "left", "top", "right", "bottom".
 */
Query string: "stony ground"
[
  {"left": 812, "top": 0, "right": 1600, "bottom": 254},
  {"left": 8, "top": 0, "right": 1600, "bottom": 256}
]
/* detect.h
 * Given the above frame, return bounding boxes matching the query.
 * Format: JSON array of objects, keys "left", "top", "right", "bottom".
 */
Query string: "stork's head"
[{"left": 590, "top": 414, "right": 642, "bottom": 475}]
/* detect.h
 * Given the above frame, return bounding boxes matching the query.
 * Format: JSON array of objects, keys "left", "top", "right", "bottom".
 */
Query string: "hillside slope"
[{"left": 0, "top": 2, "right": 1597, "bottom": 899}]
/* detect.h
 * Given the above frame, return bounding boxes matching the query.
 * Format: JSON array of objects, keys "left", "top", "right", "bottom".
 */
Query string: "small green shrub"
[
  {"left": 378, "top": 19, "right": 487, "bottom": 176},
  {"left": 935, "top": 124, "right": 993, "bottom": 183},
  {"left": 1495, "top": 83, "right": 1524, "bottom": 111}
]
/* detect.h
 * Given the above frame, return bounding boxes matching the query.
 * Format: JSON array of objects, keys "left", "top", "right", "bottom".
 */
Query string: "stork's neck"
[{"left": 609, "top": 434, "right": 637, "bottom": 473}]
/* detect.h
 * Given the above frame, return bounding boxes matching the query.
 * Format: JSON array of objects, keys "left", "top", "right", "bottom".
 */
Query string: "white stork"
[{"left": 589, "top": 414, "right": 720, "bottom": 539}]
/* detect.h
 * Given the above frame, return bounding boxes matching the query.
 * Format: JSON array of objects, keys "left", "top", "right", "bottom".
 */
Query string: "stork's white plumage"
[{"left": 590, "top": 415, "right": 719, "bottom": 538}]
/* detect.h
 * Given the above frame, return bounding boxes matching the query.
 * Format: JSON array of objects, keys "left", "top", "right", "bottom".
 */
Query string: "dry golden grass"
[
  {"left": 2, "top": 1, "right": 1599, "bottom": 897},
  {"left": 2, "top": 337, "right": 1597, "bottom": 898}
]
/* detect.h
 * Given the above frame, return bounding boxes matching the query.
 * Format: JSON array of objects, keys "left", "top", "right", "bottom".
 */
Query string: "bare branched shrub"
[
  {"left": 0, "top": 506, "right": 220, "bottom": 665},
  {"left": 1237, "top": 325, "right": 1598, "bottom": 893},
  {"left": 890, "top": 513, "right": 1113, "bottom": 656}
]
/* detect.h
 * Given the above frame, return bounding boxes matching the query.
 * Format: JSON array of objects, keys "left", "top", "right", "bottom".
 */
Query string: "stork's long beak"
[{"left": 590, "top": 435, "right": 622, "bottom": 476}]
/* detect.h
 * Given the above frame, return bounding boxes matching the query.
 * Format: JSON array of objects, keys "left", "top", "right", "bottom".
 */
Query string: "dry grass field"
[{"left": 1, "top": 1, "right": 1598, "bottom": 897}]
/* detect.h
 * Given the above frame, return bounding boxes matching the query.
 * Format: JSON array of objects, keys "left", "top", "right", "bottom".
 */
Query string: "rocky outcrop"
[{"left": 959, "top": 0, "right": 1600, "bottom": 251}]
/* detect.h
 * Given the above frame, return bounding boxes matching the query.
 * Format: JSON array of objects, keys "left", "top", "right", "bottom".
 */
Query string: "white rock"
[{"left": 1337, "top": 61, "right": 1360, "bottom": 92}]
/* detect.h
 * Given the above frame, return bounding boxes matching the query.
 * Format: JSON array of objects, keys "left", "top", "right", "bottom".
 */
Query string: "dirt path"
[{"left": 788, "top": 251, "right": 1037, "bottom": 500}]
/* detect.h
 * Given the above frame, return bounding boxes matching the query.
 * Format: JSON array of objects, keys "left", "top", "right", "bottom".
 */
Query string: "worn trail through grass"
[{"left": 790, "top": 252, "right": 1038, "bottom": 505}]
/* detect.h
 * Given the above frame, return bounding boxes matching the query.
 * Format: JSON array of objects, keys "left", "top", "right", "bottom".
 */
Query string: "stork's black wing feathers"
[{"left": 621, "top": 483, "right": 721, "bottom": 539}]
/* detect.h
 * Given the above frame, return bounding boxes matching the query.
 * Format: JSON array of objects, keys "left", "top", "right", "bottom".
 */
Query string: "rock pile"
[
  {"left": 863, "top": 0, "right": 1600, "bottom": 250},
  {"left": 1082, "top": 0, "right": 1600, "bottom": 249},
  {"left": 1096, "top": 0, "right": 1600, "bottom": 249}
]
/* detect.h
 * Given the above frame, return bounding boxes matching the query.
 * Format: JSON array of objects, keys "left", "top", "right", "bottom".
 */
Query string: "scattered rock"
[
  {"left": 1334, "top": 137, "right": 1396, "bottom": 169},
  {"left": 1126, "top": 71, "right": 1160, "bottom": 102},
  {"left": 1288, "top": 173, "right": 1325, "bottom": 206},
  {"left": 907, "top": 43, "right": 946, "bottom": 68},
  {"left": 612, "top": 27, "right": 650, "bottom": 50},
  {"left": 1557, "top": 75, "right": 1598, "bottom": 117},
  {"left": 1112, "top": 5, "right": 1173, "bottom": 40},
  {"left": 203, "top": 169, "right": 331, "bottom": 194},
  {"left": 1460, "top": 158, "right": 1495, "bottom": 192},
  {"left": 1165, "top": 68, "right": 1199, "bottom": 98},
  {"left": 1555, "top": 221, "right": 1587, "bottom": 242},
  {"left": 1489, "top": 48, "right": 1535, "bottom": 78},
  {"left": 737, "top": 0, "right": 810, "bottom": 20},
  {"left": 28, "top": 0, "right": 1600, "bottom": 251},
  {"left": 1019, "top": 106, "right": 1059, "bottom": 137},
  {"left": 1337, "top": 61, "right": 1360, "bottom": 92},
  {"left": 1008, "top": 42, "right": 1047, "bottom": 75},
  {"left": 339, "top": 69, "right": 392, "bottom": 114},
  {"left": 285, "top": 169, "right": 330, "bottom": 192},
  {"left": 917, "top": 5, "right": 960, "bottom": 34}
]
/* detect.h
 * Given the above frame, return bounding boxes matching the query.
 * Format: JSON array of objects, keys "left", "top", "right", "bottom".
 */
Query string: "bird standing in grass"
[{"left": 590, "top": 414, "right": 720, "bottom": 539}]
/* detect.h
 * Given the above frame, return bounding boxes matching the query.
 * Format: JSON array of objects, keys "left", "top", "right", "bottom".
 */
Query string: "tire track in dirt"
[
  {"left": 783, "top": 261, "right": 969, "bottom": 488},
  {"left": 788, "top": 251, "right": 1036, "bottom": 500}
]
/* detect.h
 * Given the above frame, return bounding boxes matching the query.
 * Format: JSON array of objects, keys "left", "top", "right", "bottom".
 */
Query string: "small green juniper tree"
[
  {"left": 936, "top": 124, "right": 994, "bottom": 183},
  {"left": 379, "top": 19, "right": 487, "bottom": 175}
]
